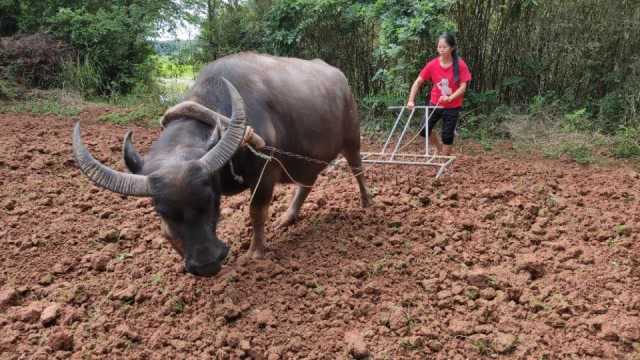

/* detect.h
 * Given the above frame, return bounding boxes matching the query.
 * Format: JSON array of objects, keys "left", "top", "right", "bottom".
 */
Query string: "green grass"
[
  {"left": 96, "top": 78, "right": 188, "bottom": 126},
  {"left": 0, "top": 99, "right": 82, "bottom": 117},
  {"left": 612, "top": 126, "right": 640, "bottom": 158},
  {"left": 471, "top": 338, "right": 493, "bottom": 356},
  {"left": 153, "top": 55, "right": 198, "bottom": 80},
  {"left": 544, "top": 143, "right": 593, "bottom": 164},
  {"left": 99, "top": 104, "right": 163, "bottom": 126},
  {"left": 0, "top": 84, "right": 86, "bottom": 117},
  {"left": 503, "top": 109, "right": 640, "bottom": 164},
  {"left": 172, "top": 298, "right": 185, "bottom": 314}
]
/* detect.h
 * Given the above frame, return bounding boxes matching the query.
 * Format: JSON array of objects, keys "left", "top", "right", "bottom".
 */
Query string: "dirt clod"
[
  {"left": 15, "top": 302, "right": 43, "bottom": 323},
  {"left": 40, "top": 303, "right": 61, "bottom": 326},
  {"left": 255, "top": 309, "right": 276, "bottom": 328},
  {"left": 98, "top": 229, "right": 120, "bottom": 243},
  {"left": 48, "top": 330, "right": 74, "bottom": 351},
  {"left": 516, "top": 254, "right": 546, "bottom": 279},
  {"left": 493, "top": 332, "right": 518, "bottom": 354},
  {"left": 344, "top": 330, "right": 369, "bottom": 359},
  {"left": 0, "top": 287, "right": 18, "bottom": 310}
]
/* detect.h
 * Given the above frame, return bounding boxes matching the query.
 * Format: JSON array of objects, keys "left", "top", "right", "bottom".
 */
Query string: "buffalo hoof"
[
  {"left": 240, "top": 249, "right": 266, "bottom": 263},
  {"left": 275, "top": 213, "right": 297, "bottom": 229}
]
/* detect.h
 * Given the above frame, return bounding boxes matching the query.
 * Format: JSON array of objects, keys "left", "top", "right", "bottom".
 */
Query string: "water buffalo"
[{"left": 73, "top": 52, "right": 370, "bottom": 276}]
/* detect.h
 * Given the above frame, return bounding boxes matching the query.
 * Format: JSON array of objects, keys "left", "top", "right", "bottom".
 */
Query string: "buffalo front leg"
[
  {"left": 276, "top": 183, "right": 314, "bottom": 229},
  {"left": 247, "top": 181, "right": 275, "bottom": 260}
]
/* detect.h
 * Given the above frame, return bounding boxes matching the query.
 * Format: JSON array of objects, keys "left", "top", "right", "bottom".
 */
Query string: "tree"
[{"left": 1, "top": 0, "right": 188, "bottom": 94}]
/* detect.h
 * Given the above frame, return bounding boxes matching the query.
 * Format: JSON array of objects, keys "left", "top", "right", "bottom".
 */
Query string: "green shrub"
[
  {"left": 612, "top": 126, "right": 640, "bottom": 158},
  {"left": 561, "top": 108, "right": 591, "bottom": 132},
  {"left": 359, "top": 93, "right": 407, "bottom": 133},
  {"left": 58, "top": 57, "right": 103, "bottom": 97},
  {"left": 0, "top": 79, "right": 18, "bottom": 100},
  {"left": 98, "top": 82, "right": 176, "bottom": 126},
  {"left": 560, "top": 143, "right": 593, "bottom": 165},
  {"left": 0, "top": 33, "right": 73, "bottom": 88},
  {"left": 465, "top": 89, "right": 499, "bottom": 113},
  {"left": 49, "top": 6, "right": 156, "bottom": 95}
]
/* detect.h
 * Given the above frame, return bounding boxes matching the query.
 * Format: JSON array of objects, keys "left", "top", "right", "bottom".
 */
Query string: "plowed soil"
[{"left": 1, "top": 110, "right": 639, "bottom": 359}]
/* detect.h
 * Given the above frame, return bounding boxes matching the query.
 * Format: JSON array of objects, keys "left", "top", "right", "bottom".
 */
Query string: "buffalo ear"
[{"left": 123, "top": 130, "right": 144, "bottom": 174}]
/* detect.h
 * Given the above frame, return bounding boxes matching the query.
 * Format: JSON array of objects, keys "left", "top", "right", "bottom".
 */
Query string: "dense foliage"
[
  {"left": 1, "top": 0, "right": 184, "bottom": 94},
  {"left": 1, "top": 0, "right": 638, "bottom": 137}
]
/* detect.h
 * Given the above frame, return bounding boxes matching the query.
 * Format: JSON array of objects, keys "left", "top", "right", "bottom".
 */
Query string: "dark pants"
[{"left": 419, "top": 105, "right": 461, "bottom": 145}]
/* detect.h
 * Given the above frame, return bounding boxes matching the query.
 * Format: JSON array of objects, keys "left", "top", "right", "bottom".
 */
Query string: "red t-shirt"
[{"left": 419, "top": 57, "right": 472, "bottom": 109}]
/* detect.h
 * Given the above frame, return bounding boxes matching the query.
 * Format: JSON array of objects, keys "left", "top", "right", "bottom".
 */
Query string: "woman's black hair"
[{"left": 439, "top": 32, "right": 459, "bottom": 84}]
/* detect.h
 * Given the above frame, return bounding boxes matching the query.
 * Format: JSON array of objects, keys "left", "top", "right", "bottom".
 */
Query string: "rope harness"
[{"left": 243, "top": 143, "right": 366, "bottom": 205}]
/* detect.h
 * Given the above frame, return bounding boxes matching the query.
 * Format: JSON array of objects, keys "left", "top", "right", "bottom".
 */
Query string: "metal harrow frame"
[{"left": 360, "top": 105, "right": 456, "bottom": 178}]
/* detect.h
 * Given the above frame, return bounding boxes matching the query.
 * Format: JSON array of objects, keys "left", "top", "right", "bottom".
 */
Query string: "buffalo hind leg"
[
  {"left": 342, "top": 148, "right": 370, "bottom": 208},
  {"left": 276, "top": 183, "right": 314, "bottom": 229}
]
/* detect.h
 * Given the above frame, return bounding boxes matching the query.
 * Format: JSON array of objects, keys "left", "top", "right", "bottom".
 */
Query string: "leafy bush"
[
  {"left": 153, "top": 55, "right": 196, "bottom": 79},
  {"left": 558, "top": 143, "right": 593, "bottom": 165},
  {"left": 49, "top": 6, "right": 156, "bottom": 95},
  {"left": 359, "top": 92, "right": 408, "bottom": 133},
  {"left": 264, "top": 0, "right": 379, "bottom": 96},
  {"left": 0, "top": 79, "right": 18, "bottom": 99},
  {"left": 98, "top": 81, "right": 180, "bottom": 126},
  {"left": 612, "top": 126, "right": 640, "bottom": 159},
  {"left": 58, "top": 56, "right": 103, "bottom": 96},
  {"left": 373, "top": 0, "right": 454, "bottom": 92},
  {"left": 0, "top": 33, "right": 73, "bottom": 88},
  {"left": 561, "top": 108, "right": 591, "bottom": 133},
  {"left": 465, "top": 90, "right": 499, "bottom": 113}
]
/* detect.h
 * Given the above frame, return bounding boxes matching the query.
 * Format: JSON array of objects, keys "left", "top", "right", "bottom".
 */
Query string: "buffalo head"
[{"left": 72, "top": 78, "right": 246, "bottom": 276}]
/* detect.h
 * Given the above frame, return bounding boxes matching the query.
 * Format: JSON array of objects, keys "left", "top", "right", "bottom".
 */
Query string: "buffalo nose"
[
  {"left": 184, "top": 245, "right": 229, "bottom": 277},
  {"left": 185, "top": 260, "right": 222, "bottom": 277}
]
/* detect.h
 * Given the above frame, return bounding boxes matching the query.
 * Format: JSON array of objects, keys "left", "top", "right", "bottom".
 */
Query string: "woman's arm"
[
  {"left": 406, "top": 76, "right": 425, "bottom": 110},
  {"left": 440, "top": 81, "right": 468, "bottom": 104}
]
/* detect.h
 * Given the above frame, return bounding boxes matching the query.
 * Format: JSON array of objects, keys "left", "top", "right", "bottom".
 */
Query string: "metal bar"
[
  {"left": 361, "top": 152, "right": 455, "bottom": 160},
  {"left": 425, "top": 108, "right": 429, "bottom": 156},
  {"left": 386, "top": 106, "right": 440, "bottom": 157},
  {"left": 435, "top": 158, "right": 456, "bottom": 178},
  {"left": 390, "top": 107, "right": 415, "bottom": 160},
  {"left": 381, "top": 107, "right": 406, "bottom": 154},
  {"left": 388, "top": 106, "right": 439, "bottom": 109},
  {"left": 362, "top": 159, "right": 451, "bottom": 167},
  {"left": 425, "top": 106, "right": 438, "bottom": 157},
  {"left": 360, "top": 152, "right": 454, "bottom": 167}
]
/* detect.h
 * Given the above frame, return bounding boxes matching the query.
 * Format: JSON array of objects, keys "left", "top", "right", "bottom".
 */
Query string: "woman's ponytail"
[
  {"left": 452, "top": 48, "right": 460, "bottom": 84},
  {"left": 440, "top": 32, "right": 460, "bottom": 84}
]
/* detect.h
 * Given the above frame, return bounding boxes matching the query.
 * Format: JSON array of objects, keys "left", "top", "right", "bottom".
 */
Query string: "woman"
[{"left": 406, "top": 32, "right": 472, "bottom": 156}]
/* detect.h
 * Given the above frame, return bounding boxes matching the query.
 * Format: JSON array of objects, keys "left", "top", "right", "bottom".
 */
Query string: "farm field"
[{"left": 1, "top": 110, "right": 639, "bottom": 359}]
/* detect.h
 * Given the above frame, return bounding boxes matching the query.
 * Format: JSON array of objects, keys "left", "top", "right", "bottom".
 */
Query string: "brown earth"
[{"left": 1, "top": 109, "right": 640, "bottom": 359}]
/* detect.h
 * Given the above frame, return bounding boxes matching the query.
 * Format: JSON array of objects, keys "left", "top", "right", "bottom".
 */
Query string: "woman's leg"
[
  {"left": 440, "top": 108, "right": 460, "bottom": 156},
  {"left": 426, "top": 107, "right": 444, "bottom": 154},
  {"left": 429, "top": 132, "right": 443, "bottom": 154}
]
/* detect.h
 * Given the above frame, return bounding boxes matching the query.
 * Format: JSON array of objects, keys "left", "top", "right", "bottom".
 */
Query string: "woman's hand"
[
  {"left": 406, "top": 100, "right": 415, "bottom": 110},
  {"left": 439, "top": 95, "right": 451, "bottom": 104}
]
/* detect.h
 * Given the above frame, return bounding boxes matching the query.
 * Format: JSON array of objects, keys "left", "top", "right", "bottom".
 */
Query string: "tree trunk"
[{"left": 207, "top": 0, "right": 217, "bottom": 60}]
